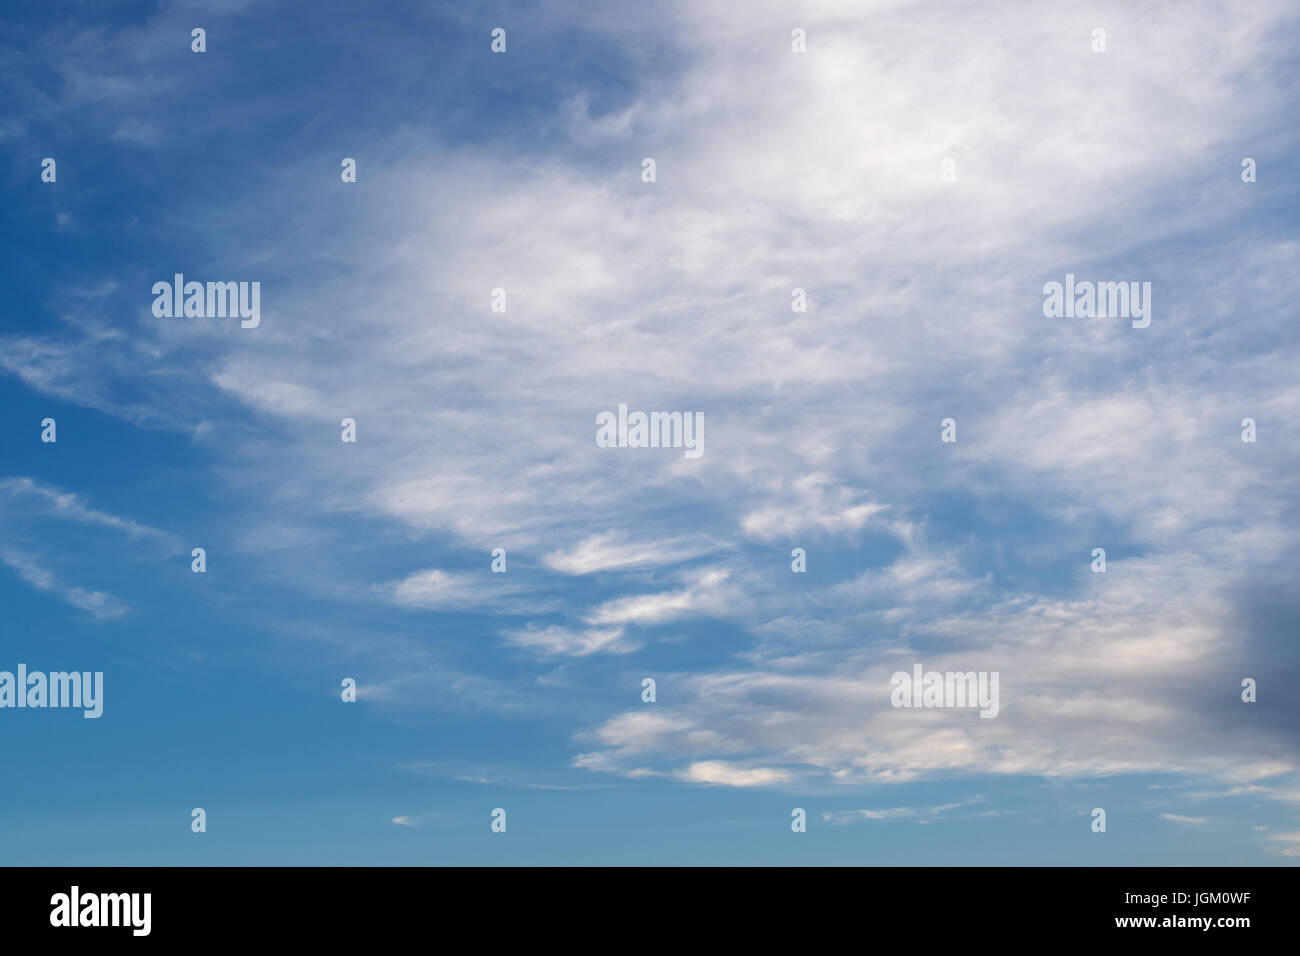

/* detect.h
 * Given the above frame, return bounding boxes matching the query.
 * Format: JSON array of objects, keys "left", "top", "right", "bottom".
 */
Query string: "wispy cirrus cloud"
[
  {"left": 0, "top": 550, "right": 129, "bottom": 620},
  {"left": 1265, "top": 832, "right": 1300, "bottom": 858},
  {"left": 1160, "top": 813, "right": 1208, "bottom": 826},
  {"left": 823, "top": 796, "right": 991, "bottom": 825},
  {"left": 0, "top": 477, "right": 181, "bottom": 619},
  {"left": 501, "top": 623, "right": 636, "bottom": 657},
  {"left": 543, "top": 531, "right": 720, "bottom": 574},
  {"left": 0, "top": 477, "right": 177, "bottom": 547},
  {"left": 583, "top": 568, "right": 735, "bottom": 628},
  {"left": 0, "top": 1, "right": 1296, "bottom": 842}
]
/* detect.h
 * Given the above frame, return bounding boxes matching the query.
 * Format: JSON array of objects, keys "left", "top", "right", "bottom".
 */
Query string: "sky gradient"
[{"left": 1, "top": 0, "right": 1298, "bottom": 865}]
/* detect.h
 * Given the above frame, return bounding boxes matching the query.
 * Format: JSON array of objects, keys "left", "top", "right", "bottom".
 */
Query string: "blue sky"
[{"left": 1, "top": 0, "right": 1298, "bottom": 864}]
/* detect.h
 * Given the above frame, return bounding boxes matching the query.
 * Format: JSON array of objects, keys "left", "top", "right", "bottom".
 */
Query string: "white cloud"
[
  {"left": 3, "top": 0, "right": 1298, "bottom": 803},
  {"left": 384, "top": 569, "right": 481, "bottom": 609},
  {"left": 584, "top": 568, "right": 734, "bottom": 627},
  {"left": 573, "top": 547, "right": 1298, "bottom": 787},
  {"left": 1160, "top": 813, "right": 1208, "bottom": 826},
  {"left": 823, "top": 807, "right": 916, "bottom": 823},
  {"left": 0, "top": 477, "right": 176, "bottom": 546},
  {"left": 1266, "top": 832, "right": 1300, "bottom": 857},
  {"left": 0, "top": 550, "right": 128, "bottom": 620},
  {"left": 502, "top": 624, "right": 636, "bottom": 657},
  {"left": 676, "top": 761, "right": 793, "bottom": 788},
  {"left": 543, "top": 531, "right": 718, "bottom": 574},
  {"left": 741, "top": 473, "right": 887, "bottom": 541},
  {"left": 0, "top": 478, "right": 181, "bottom": 620}
]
